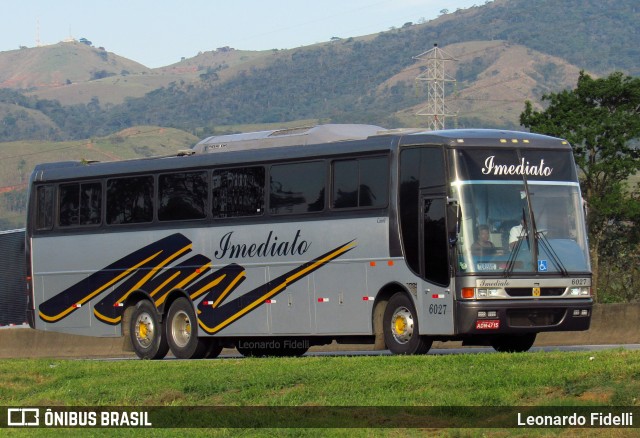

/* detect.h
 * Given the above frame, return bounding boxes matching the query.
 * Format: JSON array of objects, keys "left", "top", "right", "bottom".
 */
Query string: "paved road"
[
  {"left": 89, "top": 344, "right": 640, "bottom": 361},
  {"left": 221, "top": 344, "right": 640, "bottom": 358}
]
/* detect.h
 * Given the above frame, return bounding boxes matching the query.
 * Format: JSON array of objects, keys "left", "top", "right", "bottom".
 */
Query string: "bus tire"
[
  {"left": 490, "top": 333, "right": 537, "bottom": 353},
  {"left": 204, "top": 341, "right": 223, "bottom": 359},
  {"left": 166, "top": 297, "right": 209, "bottom": 359},
  {"left": 130, "top": 300, "right": 169, "bottom": 360},
  {"left": 383, "top": 292, "right": 432, "bottom": 355}
]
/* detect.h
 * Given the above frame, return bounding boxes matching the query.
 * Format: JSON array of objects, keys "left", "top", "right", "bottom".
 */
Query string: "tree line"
[{"left": 521, "top": 71, "right": 640, "bottom": 303}]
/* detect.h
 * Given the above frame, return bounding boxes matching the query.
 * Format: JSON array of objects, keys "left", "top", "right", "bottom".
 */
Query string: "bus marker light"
[
  {"left": 487, "top": 311, "right": 497, "bottom": 318},
  {"left": 369, "top": 261, "right": 376, "bottom": 267},
  {"left": 113, "top": 302, "right": 123, "bottom": 307},
  {"left": 265, "top": 299, "right": 276, "bottom": 304},
  {"left": 462, "top": 288, "right": 475, "bottom": 299},
  {"left": 318, "top": 298, "right": 329, "bottom": 303},
  {"left": 432, "top": 294, "right": 445, "bottom": 299},
  {"left": 72, "top": 303, "right": 82, "bottom": 308},
  {"left": 362, "top": 296, "right": 375, "bottom": 301},
  {"left": 387, "top": 260, "right": 394, "bottom": 266}
]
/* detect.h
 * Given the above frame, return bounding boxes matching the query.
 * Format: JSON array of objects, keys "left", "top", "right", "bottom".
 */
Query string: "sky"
[{"left": 3, "top": 0, "right": 483, "bottom": 68}]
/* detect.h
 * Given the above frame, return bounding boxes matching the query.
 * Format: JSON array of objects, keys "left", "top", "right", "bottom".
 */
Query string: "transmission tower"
[
  {"left": 414, "top": 44, "right": 457, "bottom": 131},
  {"left": 36, "top": 18, "right": 41, "bottom": 47}
]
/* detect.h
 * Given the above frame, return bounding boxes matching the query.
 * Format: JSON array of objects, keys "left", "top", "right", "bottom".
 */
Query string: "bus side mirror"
[{"left": 447, "top": 200, "right": 461, "bottom": 246}]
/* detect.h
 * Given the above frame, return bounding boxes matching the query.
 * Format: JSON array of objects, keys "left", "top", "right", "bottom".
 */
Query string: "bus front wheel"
[
  {"left": 383, "top": 292, "right": 432, "bottom": 355},
  {"left": 166, "top": 297, "right": 209, "bottom": 359},
  {"left": 130, "top": 300, "right": 169, "bottom": 360},
  {"left": 490, "top": 333, "right": 537, "bottom": 353}
]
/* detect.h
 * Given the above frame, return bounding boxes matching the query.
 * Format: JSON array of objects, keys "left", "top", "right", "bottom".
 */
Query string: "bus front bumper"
[{"left": 455, "top": 298, "right": 593, "bottom": 335}]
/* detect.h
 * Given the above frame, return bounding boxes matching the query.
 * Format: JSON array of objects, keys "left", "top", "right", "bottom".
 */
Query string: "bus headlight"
[
  {"left": 569, "top": 287, "right": 590, "bottom": 296},
  {"left": 477, "top": 288, "right": 500, "bottom": 297}
]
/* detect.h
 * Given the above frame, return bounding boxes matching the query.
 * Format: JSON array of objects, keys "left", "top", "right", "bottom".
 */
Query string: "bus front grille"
[
  {"left": 506, "top": 308, "right": 565, "bottom": 327},
  {"left": 505, "top": 287, "right": 565, "bottom": 297}
]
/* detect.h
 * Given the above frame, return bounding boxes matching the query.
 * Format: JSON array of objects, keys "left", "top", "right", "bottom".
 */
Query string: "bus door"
[{"left": 419, "top": 194, "right": 455, "bottom": 335}]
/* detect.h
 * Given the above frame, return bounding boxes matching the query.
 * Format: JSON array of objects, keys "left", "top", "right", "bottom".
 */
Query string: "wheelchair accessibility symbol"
[{"left": 538, "top": 260, "right": 548, "bottom": 272}]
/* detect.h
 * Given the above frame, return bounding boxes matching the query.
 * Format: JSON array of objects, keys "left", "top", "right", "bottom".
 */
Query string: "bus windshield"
[{"left": 454, "top": 181, "right": 590, "bottom": 275}]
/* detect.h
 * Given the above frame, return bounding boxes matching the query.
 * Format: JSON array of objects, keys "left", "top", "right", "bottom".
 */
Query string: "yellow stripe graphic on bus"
[
  {"left": 92, "top": 244, "right": 193, "bottom": 324},
  {"left": 38, "top": 233, "right": 356, "bottom": 335},
  {"left": 197, "top": 240, "right": 356, "bottom": 334},
  {"left": 39, "top": 250, "right": 164, "bottom": 323}
]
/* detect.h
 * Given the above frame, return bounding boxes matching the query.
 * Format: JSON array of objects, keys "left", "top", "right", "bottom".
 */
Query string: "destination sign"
[{"left": 454, "top": 150, "right": 577, "bottom": 182}]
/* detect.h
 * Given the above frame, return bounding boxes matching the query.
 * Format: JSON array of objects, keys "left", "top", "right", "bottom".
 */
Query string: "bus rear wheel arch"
[
  {"left": 129, "top": 299, "right": 169, "bottom": 360},
  {"left": 383, "top": 292, "right": 432, "bottom": 355},
  {"left": 166, "top": 297, "right": 211, "bottom": 359}
]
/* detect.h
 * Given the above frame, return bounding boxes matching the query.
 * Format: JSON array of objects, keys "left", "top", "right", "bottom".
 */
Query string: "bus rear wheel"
[
  {"left": 204, "top": 341, "right": 224, "bottom": 359},
  {"left": 383, "top": 292, "right": 432, "bottom": 355},
  {"left": 490, "top": 333, "right": 537, "bottom": 353},
  {"left": 166, "top": 297, "right": 209, "bottom": 359},
  {"left": 130, "top": 300, "right": 169, "bottom": 360}
]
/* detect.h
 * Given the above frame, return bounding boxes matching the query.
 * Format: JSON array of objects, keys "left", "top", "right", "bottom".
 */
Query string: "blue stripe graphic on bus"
[{"left": 38, "top": 233, "right": 356, "bottom": 332}]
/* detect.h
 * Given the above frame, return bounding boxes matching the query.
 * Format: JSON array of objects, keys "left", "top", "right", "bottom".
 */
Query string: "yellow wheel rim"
[
  {"left": 134, "top": 312, "right": 155, "bottom": 348},
  {"left": 390, "top": 306, "right": 414, "bottom": 344},
  {"left": 394, "top": 316, "right": 406, "bottom": 335},
  {"left": 139, "top": 322, "right": 148, "bottom": 339}
]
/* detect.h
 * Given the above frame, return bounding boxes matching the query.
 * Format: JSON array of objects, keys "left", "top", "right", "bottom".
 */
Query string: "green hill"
[
  {"left": 0, "top": 41, "right": 150, "bottom": 89},
  {"left": 0, "top": 126, "right": 199, "bottom": 229},
  {"left": 0, "top": 0, "right": 639, "bottom": 145}
]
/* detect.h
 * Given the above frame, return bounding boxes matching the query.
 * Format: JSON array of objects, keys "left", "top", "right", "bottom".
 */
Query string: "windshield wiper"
[
  {"left": 504, "top": 209, "right": 529, "bottom": 278},
  {"left": 520, "top": 172, "right": 568, "bottom": 277},
  {"left": 535, "top": 230, "right": 569, "bottom": 277}
]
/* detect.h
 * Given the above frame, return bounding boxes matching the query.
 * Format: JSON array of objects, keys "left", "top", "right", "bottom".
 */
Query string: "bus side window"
[
  {"left": 212, "top": 167, "right": 265, "bottom": 218},
  {"left": 332, "top": 156, "right": 388, "bottom": 209},
  {"left": 79, "top": 182, "right": 102, "bottom": 226},
  {"left": 269, "top": 162, "right": 325, "bottom": 215},
  {"left": 158, "top": 171, "right": 208, "bottom": 221},
  {"left": 106, "top": 176, "right": 154, "bottom": 225},
  {"left": 35, "top": 185, "right": 54, "bottom": 231},
  {"left": 58, "top": 182, "right": 102, "bottom": 227},
  {"left": 59, "top": 183, "right": 80, "bottom": 227}
]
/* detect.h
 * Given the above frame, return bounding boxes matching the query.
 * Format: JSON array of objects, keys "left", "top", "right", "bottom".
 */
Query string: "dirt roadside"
[{"left": 1, "top": 303, "right": 637, "bottom": 359}]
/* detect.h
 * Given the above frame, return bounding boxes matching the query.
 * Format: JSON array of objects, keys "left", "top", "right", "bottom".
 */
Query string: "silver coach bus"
[{"left": 25, "top": 125, "right": 592, "bottom": 359}]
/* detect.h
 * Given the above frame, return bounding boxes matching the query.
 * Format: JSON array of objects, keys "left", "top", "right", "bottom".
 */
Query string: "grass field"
[{"left": 1, "top": 349, "right": 639, "bottom": 436}]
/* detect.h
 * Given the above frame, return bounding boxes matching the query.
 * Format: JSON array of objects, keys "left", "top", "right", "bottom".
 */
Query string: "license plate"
[{"left": 475, "top": 319, "right": 500, "bottom": 330}]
